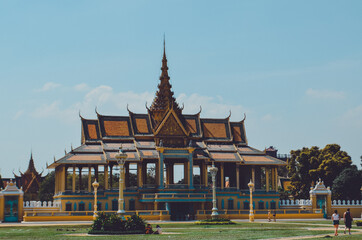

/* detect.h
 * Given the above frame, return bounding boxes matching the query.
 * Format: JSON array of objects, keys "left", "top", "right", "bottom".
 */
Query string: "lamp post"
[
  {"left": 115, "top": 147, "right": 127, "bottom": 218},
  {"left": 92, "top": 179, "right": 99, "bottom": 219},
  {"left": 248, "top": 180, "right": 254, "bottom": 222},
  {"left": 209, "top": 161, "right": 218, "bottom": 219}
]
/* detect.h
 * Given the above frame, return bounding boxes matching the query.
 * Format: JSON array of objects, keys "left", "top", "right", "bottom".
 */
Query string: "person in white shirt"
[
  {"left": 154, "top": 225, "right": 162, "bottom": 234},
  {"left": 332, "top": 210, "right": 340, "bottom": 236}
]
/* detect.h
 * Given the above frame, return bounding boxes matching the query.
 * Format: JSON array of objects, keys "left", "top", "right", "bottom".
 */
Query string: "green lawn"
[{"left": 0, "top": 222, "right": 360, "bottom": 240}]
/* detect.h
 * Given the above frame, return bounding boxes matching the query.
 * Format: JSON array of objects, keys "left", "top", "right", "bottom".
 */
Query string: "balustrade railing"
[
  {"left": 24, "top": 201, "right": 61, "bottom": 208},
  {"left": 332, "top": 200, "right": 362, "bottom": 206},
  {"left": 280, "top": 199, "right": 312, "bottom": 207}
]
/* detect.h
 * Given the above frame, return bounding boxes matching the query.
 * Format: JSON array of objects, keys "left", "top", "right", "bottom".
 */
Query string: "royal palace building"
[{"left": 48, "top": 43, "right": 286, "bottom": 221}]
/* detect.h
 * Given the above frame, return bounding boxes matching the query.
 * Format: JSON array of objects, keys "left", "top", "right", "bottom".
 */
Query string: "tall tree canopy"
[
  {"left": 38, "top": 171, "right": 55, "bottom": 202},
  {"left": 287, "top": 144, "right": 352, "bottom": 199},
  {"left": 332, "top": 165, "right": 362, "bottom": 200}
]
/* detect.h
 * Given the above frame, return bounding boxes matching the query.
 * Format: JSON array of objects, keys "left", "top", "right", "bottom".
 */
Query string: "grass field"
[{"left": 0, "top": 221, "right": 361, "bottom": 239}]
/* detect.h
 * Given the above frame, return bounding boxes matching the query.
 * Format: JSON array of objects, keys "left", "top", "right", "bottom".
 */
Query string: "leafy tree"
[
  {"left": 332, "top": 165, "right": 362, "bottom": 200},
  {"left": 38, "top": 171, "right": 55, "bottom": 201},
  {"left": 287, "top": 144, "right": 352, "bottom": 199},
  {"left": 146, "top": 165, "right": 156, "bottom": 184}
]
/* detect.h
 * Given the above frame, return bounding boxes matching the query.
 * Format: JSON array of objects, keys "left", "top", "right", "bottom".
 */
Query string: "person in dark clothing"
[{"left": 343, "top": 208, "right": 353, "bottom": 235}]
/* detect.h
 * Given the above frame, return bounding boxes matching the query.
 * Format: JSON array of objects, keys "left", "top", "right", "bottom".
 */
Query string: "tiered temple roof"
[{"left": 48, "top": 41, "right": 285, "bottom": 169}]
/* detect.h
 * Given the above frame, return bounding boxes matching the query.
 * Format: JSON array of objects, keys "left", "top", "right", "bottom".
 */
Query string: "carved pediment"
[
  {"left": 158, "top": 114, "right": 185, "bottom": 136},
  {"left": 154, "top": 109, "right": 189, "bottom": 137}
]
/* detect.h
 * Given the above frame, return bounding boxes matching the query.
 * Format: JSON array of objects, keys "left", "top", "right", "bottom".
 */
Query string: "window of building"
[
  {"left": 258, "top": 201, "right": 264, "bottom": 209},
  {"left": 79, "top": 202, "right": 85, "bottom": 211},
  {"left": 129, "top": 199, "right": 135, "bottom": 210},
  {"left": 97, "top": 202, "right": 102, "bottom": 211},
  {"left": 112, "top": 199, "right": 118, "bottom": 211},
  {"left": 228, "top": 199, "right": 234, "bottom": 210},
  {"left": 270, "top": 201, "right": 276, "bottom": 209},
  {"left": 243, "top": 201, "right": 249, "bottom": 210},
  {"left": 65, "top": 202, "right": 72, "bottom": 211}
]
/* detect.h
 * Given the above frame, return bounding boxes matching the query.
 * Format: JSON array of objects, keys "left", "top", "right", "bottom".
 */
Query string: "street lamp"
[
  {"left": 209, "top": 161, "right": 218, "bottom": 219},
  {"left": 92, "top": 179, "right": 99, "bottom": 219},
  {"left": 115, "top": 146, "right": 127, "bottom": 218},
  {"left": 248, "top": 180, "right": 254, "bottom": 222}
]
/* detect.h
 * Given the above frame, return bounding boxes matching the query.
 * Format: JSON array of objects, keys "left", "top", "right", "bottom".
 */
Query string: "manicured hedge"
[{"left": 195, "top": 217, "right": 236, "bottom": 225}]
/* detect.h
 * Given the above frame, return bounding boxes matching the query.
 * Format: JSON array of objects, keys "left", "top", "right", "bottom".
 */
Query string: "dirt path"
[{"left": 265, "top": 227, "right": 362, "bottom": 240}]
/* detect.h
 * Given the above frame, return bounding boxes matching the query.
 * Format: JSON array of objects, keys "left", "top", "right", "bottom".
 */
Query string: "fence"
[
  {"left": 332, "top": 200, "right": 362, "bottom": 206},
  {"left": 280, "top": 199, "right": 312, "bottom": 207}
]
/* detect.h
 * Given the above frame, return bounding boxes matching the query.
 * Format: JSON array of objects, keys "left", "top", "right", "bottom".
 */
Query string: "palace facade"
[{"left": 48, "top": 43, "right": 286, "bottom": 220}]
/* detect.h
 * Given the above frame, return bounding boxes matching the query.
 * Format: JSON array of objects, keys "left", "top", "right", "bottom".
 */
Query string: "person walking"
[
  {"left": 332, "top": 210, "right": 340, "bottom": 236},
  {"left": 343, "top": 208, "right": 353, "bottom": 235}
]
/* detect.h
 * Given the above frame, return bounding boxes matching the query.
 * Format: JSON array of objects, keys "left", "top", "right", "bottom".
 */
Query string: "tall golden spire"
[{"left": 150, "top": 37, "right": 179, "bottom": 112}]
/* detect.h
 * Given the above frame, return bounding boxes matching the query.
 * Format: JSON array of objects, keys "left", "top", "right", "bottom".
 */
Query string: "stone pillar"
[
  {"left": 204, "top": 162, "right": 208, "bottom": 187},
  {"left": 109, "top": 164, "right": 113, "bottom": 189},
  {"left": 266, "top": 167, "right": 269, "bottom": 192},
  {"left": 165, "top": 163, "right": 170, "bottom": 185},
  {"left": 189, "top": 151, "right": 194, "bottom": 189},
  {"left": 236, "top": 165, "right": 240, "bottom": 190},
  {"left": 157, "top": 148, "right": 165, "bottom": 188},
  {"left": 18, "top": 193, "right": 24, "bottom": 222},
  {"left": 137, "top": 162, "right": 143, "bottom": 188},
  {"left": 170, "top": 163, "right": 174, "bottom": 184},
  {"left": 95, "top": 166, "right": 98, "bottom": 183},
  {"left": 252, "top": 167, "right": 255, "bottom": 191},
  {"left": 274, "top": 168, "right": 278, "bottom": 191},
  {"left": 72, "top": 166, "right": 76, "bottom": 192},
  {"left": 104, "top": 165, "right": 109, "bottom": 190},
  {"left": 142, "top": 162, "right": 147, "bottom": 185},
  {"left": 64, "top": 166, "right": 68, "bottom": 191},
  {"left": 125, "top": 163, "right": 129, "bottom": 188},
  {"left": 0, "top": 193, "right": 4, "bottom": 221},
  {"left": 154, "top": 201, "right": 158, "bottom": 210},
  {"left": 78, "top": 167, "right": 82, "bottom": 191},
  {"left": 61, "top": 166, "right": 66, "bottom": 192},
  {"left": 220, "top": 162, "right": 224, "bottom": 189},
  {"left": 88, "top": 166, "right": 92, "bottom": 192},
  {"left": 271, "top": 167, "right": 275, "bottom": 190},
  {"left": 184, "top": 162, "right": 189, "bottom": 185},
  {"left": 54, "top": 169, "right": 58, "bottom": 193}
]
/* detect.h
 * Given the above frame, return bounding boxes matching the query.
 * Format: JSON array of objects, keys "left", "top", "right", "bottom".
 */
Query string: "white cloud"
[
  {"left": 177, "top": 93, "right": 246, "bottom": 121},
  {"left": 13, "top": 110, "right": 24, "bottom": 120},
  {"left": 305, "top": 88, "right": 345, "bottom": 100},
  {"left": 30, "top": 85, "right": 247, "bottom": 123},
  {"left": 36, "top": 82, "right": 61, "bottom": 92},
  {"left": 74, "top": 83, "right": 90, "bottom": 92}
]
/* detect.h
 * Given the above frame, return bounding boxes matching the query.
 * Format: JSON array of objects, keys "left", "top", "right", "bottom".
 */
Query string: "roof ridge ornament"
[
  {"left": 197, "top": 106, "right": 202, "bottom": 115},
  {"left": 79, "top": 110, "right": 84, "bottom": 119},
  {"left": 241, "top": 113, "right": 246, "bottom": 122},
  {"left": 95, "top": 106, "right": 101, "bottom": 116}
]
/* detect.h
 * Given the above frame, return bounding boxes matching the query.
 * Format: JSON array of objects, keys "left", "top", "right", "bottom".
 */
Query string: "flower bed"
[{"left": 88, "top": 212, "right": 146, "bottom": 235}]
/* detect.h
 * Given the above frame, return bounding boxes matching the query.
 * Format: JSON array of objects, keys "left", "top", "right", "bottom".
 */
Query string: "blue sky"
[{"left": 0, "top": 1, "right": 361, "bottom": 178}]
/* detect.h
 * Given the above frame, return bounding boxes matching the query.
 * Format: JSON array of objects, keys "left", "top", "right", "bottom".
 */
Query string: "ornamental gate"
[{"left": 4, "top": 196, "right": 18, "bottom": 222}]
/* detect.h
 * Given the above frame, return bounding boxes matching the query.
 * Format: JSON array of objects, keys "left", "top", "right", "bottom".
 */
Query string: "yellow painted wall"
[
  {"left": 0, "top": 195, "right": 4, "bottom": 221},
  {"left": 331, "top": 207, "right": 362, "bottom": 219}
]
